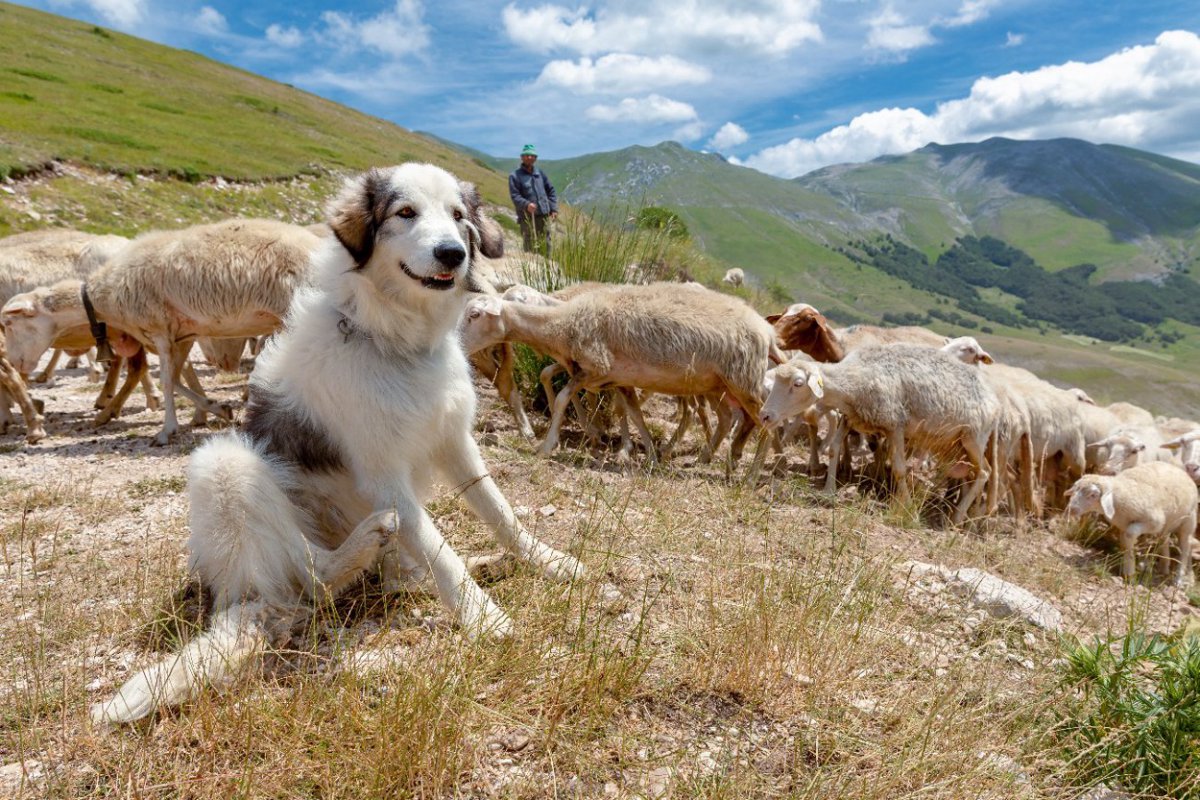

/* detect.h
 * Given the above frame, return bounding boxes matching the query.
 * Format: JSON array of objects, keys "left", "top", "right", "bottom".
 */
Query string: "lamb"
[
  {"left": 1161, "top": 430, "right": 1200, "bottom": 483},
  {"left": 461, "top": 282, "right": 777, "bottom": 464},
  {"left": 2, "top": 219, "right": 321, "bottom": 444},
  {"left": 940, "top": 336, "right": 993, "bottom": 365},
  {"left": 1065, "top": 462, "right": 1197, "bottom": 587},
  {"left": 722, "top": 267, "right": 745, "bottom": 287},
  {"left": 759, "top": 345, "right": 999, "bottom": 524},
  {"left": 1092, "top": 425, "right": 1173, "bottom": 475},
  {"left": 0, "top": 229, "right": 129, "bottom": 442}
]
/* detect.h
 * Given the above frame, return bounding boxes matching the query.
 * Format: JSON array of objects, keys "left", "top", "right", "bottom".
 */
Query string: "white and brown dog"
[{"left": 92, "top": 163, "right": 583, "bottom": 724}]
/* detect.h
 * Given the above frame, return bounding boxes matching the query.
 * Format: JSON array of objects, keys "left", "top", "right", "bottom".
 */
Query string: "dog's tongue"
[{"left": 434, "top": 272, "right": 454, "bottom": 280}]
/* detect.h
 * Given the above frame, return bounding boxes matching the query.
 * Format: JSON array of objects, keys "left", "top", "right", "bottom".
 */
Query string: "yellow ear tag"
[{"left": 816, "top": 376, "right": 824, "bottom": 388}]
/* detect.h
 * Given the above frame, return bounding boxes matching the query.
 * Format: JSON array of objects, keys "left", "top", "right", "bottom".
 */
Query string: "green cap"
[{"left": 521, "top": 144, "right": 537, "bottom": 156}]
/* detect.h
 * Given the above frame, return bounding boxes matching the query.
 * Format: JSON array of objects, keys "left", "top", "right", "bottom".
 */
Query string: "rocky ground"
[{"left": 0, "top": 350, "right": 1196, "bottom": 799}]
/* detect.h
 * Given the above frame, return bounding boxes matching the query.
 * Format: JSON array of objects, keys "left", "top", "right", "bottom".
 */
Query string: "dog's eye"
[
  {"left": 397, "top": 206, "right": 416, "bottom": 219},
  {"left": 453, "top": 209, "right": 464, "bottom": 221}
]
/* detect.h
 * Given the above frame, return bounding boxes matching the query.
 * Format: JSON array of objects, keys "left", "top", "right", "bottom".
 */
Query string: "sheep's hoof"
[
  {"left": 32, "top": 398, "right": 45, "bottom": 415},
  {"left": 151, "top": 431, "right": 174, "bottom": 447},
  {"left": 25, "top": 426, "right": 47, "bottom": 444},
  {"left": 146, "top": 396, "right": 162, "bottom": 412},
  {"left": 31, "top": 373, "right": 51, "bottom": 385},
  {"left": 467, "top": 553, "right": 518, "bottom": 583},
  {"left": 94, "top": 410, "right": 115, "bottom": 427},
  {"left": 215, "top": 403, "right": 235, "bottom": 422}
]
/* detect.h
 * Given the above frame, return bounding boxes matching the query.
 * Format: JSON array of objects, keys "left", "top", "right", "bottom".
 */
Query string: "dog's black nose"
[{"left": 433, "top": 243, "right": 466, "bottom": 268}]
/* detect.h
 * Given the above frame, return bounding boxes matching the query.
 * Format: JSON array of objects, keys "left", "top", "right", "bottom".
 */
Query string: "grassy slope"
[{"left": 0, "top": 2, "right": 502, "bottom": 198}]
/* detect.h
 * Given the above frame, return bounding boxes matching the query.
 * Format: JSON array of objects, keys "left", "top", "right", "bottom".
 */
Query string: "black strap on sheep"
[{"left": 80, "top": 283, "right": 114, "bottom": 363}]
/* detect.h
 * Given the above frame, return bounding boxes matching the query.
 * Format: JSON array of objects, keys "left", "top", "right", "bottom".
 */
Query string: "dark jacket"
[{"left": 509, "top": 166, "right": 557, "bottom": 217}]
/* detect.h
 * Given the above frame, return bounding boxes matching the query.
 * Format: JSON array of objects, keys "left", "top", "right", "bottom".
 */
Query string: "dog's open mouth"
[{"left": 400, "top": 262, "right": 456, "bottom": 290}]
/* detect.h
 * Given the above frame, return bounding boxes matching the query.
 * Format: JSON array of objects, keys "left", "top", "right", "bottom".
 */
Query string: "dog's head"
[{"left": 327, "top": 163, "right": 503, "bottom": 297}]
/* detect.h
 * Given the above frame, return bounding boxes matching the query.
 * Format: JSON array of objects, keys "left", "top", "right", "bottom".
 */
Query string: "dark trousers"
[{"left": 519, "top": 212, "right": 551, "bottom": 256}]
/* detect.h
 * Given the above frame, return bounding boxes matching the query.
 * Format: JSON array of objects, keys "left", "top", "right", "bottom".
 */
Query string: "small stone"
[
  {"left": 0, "top": 760, "right": 44, "bottom": 794},
  {"left": 538, "top": 504, "right": 557, "bottom": 517},
  {"left": 641, "top": 766, "right": 672, "bottom": 798}
]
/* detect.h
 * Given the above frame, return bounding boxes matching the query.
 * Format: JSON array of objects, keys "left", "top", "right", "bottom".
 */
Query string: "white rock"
[{"left": 899, "top": 561, "right": 1063, "bottom": 631}]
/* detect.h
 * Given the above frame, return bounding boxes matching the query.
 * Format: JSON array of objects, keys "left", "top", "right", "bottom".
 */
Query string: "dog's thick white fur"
[{"left": 91, "top": 164, "right": 584, "bottom": 724}]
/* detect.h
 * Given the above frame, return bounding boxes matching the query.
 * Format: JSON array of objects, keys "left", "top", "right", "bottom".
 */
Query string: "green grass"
[{"left": 0, "top": 2, "right": 503, "bottom": 202}]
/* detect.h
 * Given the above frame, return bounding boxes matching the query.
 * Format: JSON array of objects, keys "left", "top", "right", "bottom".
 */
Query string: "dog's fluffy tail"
[{"left": 90, "top": 599, "right": 270, "bottom": 725}]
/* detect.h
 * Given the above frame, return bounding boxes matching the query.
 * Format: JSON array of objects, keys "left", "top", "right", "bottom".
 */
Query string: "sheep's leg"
[
  {"left": 0, "top": 385, "right": 12, "bottom": 433},
  {"left": 1019, "top": 434, "right": 1037, "bottom": 519},
  {"left": 539, "top": 363, "right": 564, "bottom": 409},
  {"left": 539, "top": 374, "right": 584, "bottom": 456},
  {"left": 661, "top": 397, "right": 693, "bottom": 460},
  {"left": 151, "top": 334, "right": 180, "bottom": 446},
  {"left": 889, "top": 429, "right": 909, "bottom": 504},
  {"left": 494, "top": 344, "right": 535, "bottom": 440},
  {"left": 31, "top": 348, "right": 62, "bottom": 385},
  {"left": 444, "top": 429, "right": 584, "bottom": 584},
  {"left": 618, "top": 387, "right": 658, "bottom": 464},
  {"left": 1173, "top": 515, "right": 1195, "bottom": 588},
  {"left": 614, "top": 392, "right": 635, "bottom": 461},
  {"left": 702, "top": 395, "right": 736, "bottom": 464},
  {"left": 84, "top": 348, "right": 103, "bottom": 382},
  {"left": 952, "top": 434, "right": 991, "bottom": 526},
  {"left": 1119, "top": 522, "right": 1150, "bottom": 582},
  {"left": 95, "top": 353, "right": 148, "bottom": 425},
  {"left": 93, "top": 356, "right": 123, "bottom": 410},
  {"left": 695, "top": 396, "right": 713, "bottom": 444},
  {"left": 172, "top": 358, "right": 234, "bottom": 424},
  {"left": 806, "top": 415, "right": 823, "bottom": 476},
  {"left": 986, "top": 434, "right": 1002, "bottom": 517},
  {"left": 824, "top": 416, "right": 848, "bottom": 494},
  {"left": 0, "top": 357, "right": 45, "bottom": 444},
  {"left": 141, "top": 362, "right": 162, "bottom": 411}
]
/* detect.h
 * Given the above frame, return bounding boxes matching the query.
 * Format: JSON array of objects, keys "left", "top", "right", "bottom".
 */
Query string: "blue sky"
[{"left": 16, "top": 0, "right": 1200, "bottom": 177}]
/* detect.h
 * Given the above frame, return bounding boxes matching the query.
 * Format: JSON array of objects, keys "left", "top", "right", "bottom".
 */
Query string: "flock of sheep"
[{"left": 1, "top": 209, "right": 1198, "bottom": 589}]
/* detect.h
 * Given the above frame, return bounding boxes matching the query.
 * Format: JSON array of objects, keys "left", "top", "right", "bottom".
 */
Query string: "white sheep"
[
  {"left": 1065, "top": 461, "right": 1197, "bottom": 587},
  {"left": 722, "top": 267, "right": 745, "bottom": 287},
  {"left": 1092, "top": 425, "right": 1172, "bottom": 474},
  {"left": 2, "top": 219, "right": 321, "bottom": 445},
  {"left": 0, "top": 229, "right": 128, "bottom": 442},
  {"left": 760, "top": 345, "right": 999, "bottom": 524},
  {"left": 1161, "top": 429, "right": 1200, "bottom": 483},
  {"left": 833, "top": 323, "right": 946, "bottom": 353},
  {"left": 461, "top": 282, "right": 777, "bottom": 464}
]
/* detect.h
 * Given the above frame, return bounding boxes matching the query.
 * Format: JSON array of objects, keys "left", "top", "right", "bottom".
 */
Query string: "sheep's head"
[
  {"left": 1068, "top": 388, "right": 1097, "bottom": 405},
  {"left": 759, "top": 361, "right": 824, "bottom": 429},
  {"left": 766, "top": 303, "right": 843, "bottom": 362},
  {"left": 1, "top": 287, "right": 59, "bottom": 375},
  {"left": 1065, "top": 478, "right": 1115, "bottom": 521},
  {"left": 1092, "top": 433, "right": 1145, "bottom": 475},
  {"left": 1162, "top": 430, "right": 1200, "bottom": 483},
  {"left": 458, "top": 295, "right": 506, "bottom": 354},
  {"left": 941, "top": 336, "right": 993, "bottom": 366}
]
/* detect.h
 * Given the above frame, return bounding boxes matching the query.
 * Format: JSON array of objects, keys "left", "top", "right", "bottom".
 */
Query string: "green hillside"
[{"left": 0, "top": 2, "right": 500, "bottom": 196}]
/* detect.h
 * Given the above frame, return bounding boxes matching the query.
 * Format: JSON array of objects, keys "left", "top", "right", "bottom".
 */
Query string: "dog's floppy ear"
[
  {"left": 328, "top": 168, "right": 395, "bottom": 268},
  {"left": 459, "top": 180, "right": 504, "bottom": 260}
]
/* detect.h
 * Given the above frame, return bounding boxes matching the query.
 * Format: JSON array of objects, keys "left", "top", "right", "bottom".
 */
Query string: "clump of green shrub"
[{"left": 1051, "top": 630, "right": 1200, "bottom": 798}]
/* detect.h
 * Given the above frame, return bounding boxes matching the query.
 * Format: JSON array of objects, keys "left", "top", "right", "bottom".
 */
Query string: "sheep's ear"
[
  {"left": 459, "top": 180, "right": 504, "bottom": 260},
  {"left": 1064, "top": 484, "right": 1077, "bottom": 498},
  {"left": 978, "top": 349, "right": 994, "bottom": 364},
  {"left": 765, "top": 313, "right": 782, "bottom": 325},
  {"left": 2, "top": 297, "right": 37, "bottom": 318},
  {"left": 1087, "top": 437, "right": 1113, "bottom": 449},
  {"left": 328, "top": 168, "right": 395, "bottom": 268},
  {"left": 477, "top": 295, "right": 503, "bottom": 316},
  {"left": 1162, "top": 437, "right": 1184, "bottom": 451},
  {"left": 806, "top": 370, "right": 825, "bottom": 399},
  {"left": 1100, "top": 489, "right": 1116, "bottom": 520}
]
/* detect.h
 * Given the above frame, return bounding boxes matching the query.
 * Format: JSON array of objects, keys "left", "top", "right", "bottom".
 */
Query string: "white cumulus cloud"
[
  {"left": 60, "top": 0, "right": 144, "bottom": 28},
  {"left": 536, "top": 53, "right": 710, "bottom": 94},
  {"left": 266, "top": 23, "right": 304, "bottom": 48},
  {"left": 194, "top": 6, "right": 227, "bottom": 35},
  {"left": 586, "top": 94, "right": 699, "bottom": 124},
  {"left": 502, "top": 1, "right": 822, "bottom": 58},
  {"left": 708, "top": 122, "right": 749, "bottom": 151},
  {"left": 867, "top": 5, "right": 935, "bottom": 55},
  {"left": 320, "top": 0, "right": 430, "bottom": 59},
  {"left": 744, "top": 30, "right": 1200, "bottom": 177}
]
